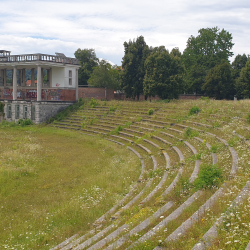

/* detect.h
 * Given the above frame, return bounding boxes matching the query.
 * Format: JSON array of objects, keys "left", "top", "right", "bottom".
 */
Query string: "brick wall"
[
  {"left": 179, "top": 94, "right": 204, "bottom": 100},
  {"left": 114, "top": 93, "right": 161, "bottom": 101},
  {"left": 78, "top": 87, "right": 114, "bottom": 100}
]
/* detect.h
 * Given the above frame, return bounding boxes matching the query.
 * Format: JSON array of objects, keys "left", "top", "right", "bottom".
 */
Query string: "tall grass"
[{"left": 0, "top": 126, "right": 141, "bottom": 249}]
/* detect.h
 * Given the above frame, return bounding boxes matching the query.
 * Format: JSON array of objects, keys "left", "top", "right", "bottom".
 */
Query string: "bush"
[
  {"left": 184, "top": 127, "right": 199, "bottom": 138},
  {"left": 90, "top": 98, "right": 99, "bottom": 108},
  {"left": 189, "top": 106, "right": 201, "bottom": 115},
  {"left": 147, "top": 108, "right": 154, "bottom": 115},
  {"left": 194, "top": 164, "right": 223, "bottom": 189},
  {"left": 17, "top": 119, "right": 33, "bottom": 127},
  {"left": 109, "top": 106, "right": 117, "bottom": 112},
  {"left": 0, "top": 102, "right": 4, "bottom": 113}
]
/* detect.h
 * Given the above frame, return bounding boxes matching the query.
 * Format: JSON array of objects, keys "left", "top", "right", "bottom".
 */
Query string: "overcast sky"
[{"left": 0, "top": 0, "right": 249, "bottom": 65}]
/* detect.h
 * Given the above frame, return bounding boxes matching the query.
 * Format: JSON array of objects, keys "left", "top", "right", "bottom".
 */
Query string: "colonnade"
[{"left": 0, "top": 65, "right": 52, "bottom": 101}]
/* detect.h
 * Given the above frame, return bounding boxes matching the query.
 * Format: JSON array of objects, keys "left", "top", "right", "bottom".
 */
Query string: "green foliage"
[
  {"left": 88, "top": 59, "right": 121, "bottom": 90},
  {"left": 0, "top": 120, "right": 17, "bottom": 127},
  {"left": 111, "top": 125, "right": 123, "bottom": 135},
  {"left": 136, "top": 116, "right": 142, "bottom": 122},
  {"left": 246, "top": 113, "right": 250, "bottom": 124},
  {"left": 0, "top": 102, "right": 4, "bottom": 113},
  {"left": 202, "top": 59, "right": 234, "bottom": 99},
  {"left": 210, "top": 144, "right": 219, "bottom": 153},
  {"left": 74, "top": 48, "right": 99, "bottom": 85},
  {"left": 235, "top": 61, "right": 250, "bottom": 99},
  {"left": 182, "top": 27, "right": 234, "bottom": 94},
  {"left": 124, "top": 121, "right": 132, "bottom": 127},
  {"left": 188, "top": 106, "right": 201, "bottom": 115},
  {"left": 147, "top": 108, "right": 154, "bottom": 115},
  {"left": 231, "top": 54, "right": 248, "bottom": 80},
  {"left": 17, "top": 119, "right": 33, "bottom": 126},
  {"left": 200, "top": 96, "right": 210, "bottom": 103},
  {"left": 194, "top": 164, "right": 223, "bottom": 189},
  {"left": 143, "top": 46, "right": 184, "bottom": 100},
  {"left": 109, "top": 106, "right": 117, "bottom": 112},
  {"left": 90, "top": 97, "right": 99, "bottom": 108},
  {"left": 184, "top": 127, "right": 199, "bottom": 138},
  {"left": 121, "top": 36, "right": 150, "bottom": 100}
]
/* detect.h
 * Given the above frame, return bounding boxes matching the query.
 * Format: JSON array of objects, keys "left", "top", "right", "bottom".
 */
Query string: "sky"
[{"left": 0, "top": 0, "right": 249, "bottom": 65}]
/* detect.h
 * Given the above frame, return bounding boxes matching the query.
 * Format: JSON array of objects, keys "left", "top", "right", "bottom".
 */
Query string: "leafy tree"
[
  {"left": 202, "top": 59, "right": 234, "bottom": 99},
  {"left": 74, "top": 48, "right": 99, "bottom": 85},
  {"left": 183, "top": 27, "right": 234, "bottom": 94},
  {"left": 231, "top": 54, "right": 248, "bottom": 80},
  {"left": 88, "top": 60, "right": 121, "bottom": 100},
  {"left": 121, "top": 36, "right": 150, "bottom": 100},
  {"left": 235, "top": 60, "right": 250, "bottom": 99},
  {"left": 143, "top": 46, "right": 184, "bottom": 99}
]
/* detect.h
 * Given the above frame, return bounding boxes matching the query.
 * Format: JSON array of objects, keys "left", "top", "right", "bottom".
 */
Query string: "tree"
[
  {"left": 74, "top": 48, "right": 99, "bottom": 85},
  {"left": 235, "top": 60, "right": 250, "bottom": 99},
  {"left": 121, "top": 36, "right": 150, "bottom": 100},
  {"left": 231, "top": 54, "right": 248, "bottom": 80},
  {"left": 88, "top": 60, "right": 121, "bottom": 100},
  {"left": 182, "top": 27, "right": 234, "bottom": 94},
  {"left": 143, "top": 47, "right": 184, "bottom": 100},
  {"left": 202, "top": 59, "right": 234, "bottom": 99}
]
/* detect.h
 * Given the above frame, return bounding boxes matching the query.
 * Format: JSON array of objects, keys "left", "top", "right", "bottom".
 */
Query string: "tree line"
[{"left": 75, "top": 27, "right": 250, "bottom": 100}]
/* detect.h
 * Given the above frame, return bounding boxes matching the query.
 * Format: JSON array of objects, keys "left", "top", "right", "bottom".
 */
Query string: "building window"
[
  {"left": 15, "top": 105, "right": 19, "bottom": 119},
  {"left": 31, "top": 105, "right": 35, "bottom": 120},
  {"left": 23, "top": 105, "right": 28, "bottom": 119},
  {"left": 7, "top": 104, "right": 11, "bottom": 118},
  {"left": 69, "top": 70, "right": 72, "bottom": 85}
]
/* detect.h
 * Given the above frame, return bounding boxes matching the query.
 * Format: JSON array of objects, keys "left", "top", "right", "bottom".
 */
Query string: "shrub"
[
  {"left": 184, "top": 127, "right": 199, "bottom": 138},
  {"left": 124, "top": 121, "right": 132, "bottom": 127},
  {"left": 17, "top": 119, "right": 33, "bottom": 127},
  {"left": 189, "top": 106, "right": 201, "bottom": 115},
  {"left": 0, "top": 102, "right": 4, "bottom": 113},
  {"left": 147, "top": 108, "right": 154, "bottom": 115},
  {"left": 246, "top": 113, "right": 250, "bottom": 123},
  {"left": 200, "top": 96, "right": 210, "bottom": 103},
  {"left": 90, "top": 98, "right": 99, "bottom": 108},
  {"left": 194, "top": 164, "right": 223, "bottom": 189}
]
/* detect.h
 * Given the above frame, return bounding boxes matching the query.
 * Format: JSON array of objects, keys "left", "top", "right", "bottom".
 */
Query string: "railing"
[{"left": 0, "top": 53, "right": 79, "bottom": 65}]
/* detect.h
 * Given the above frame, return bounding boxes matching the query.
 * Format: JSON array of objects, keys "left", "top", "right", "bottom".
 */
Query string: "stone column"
[
  {"left": 22, "top": 69, "right": 26, "bottom": 86},
  {"left": 75, "top": 69, "right": 78, "bottom": 101},
  {"left": 37, "top": 65, "right": 42, "bottom": 101},
  {"left": 13, "top": 66, "right": 17, "bottom": 100},
  {"left": 3, "top": 69, "right": 6, "bottom": 87},
  {"left": 31, "top": 68, "right": 35, "bottom": 86},
  {"left": 41, "top": 68, "right": 43, "bottom": 87},
  {"left": 48, "top": 68, "right": 52, "bottom": 87}
]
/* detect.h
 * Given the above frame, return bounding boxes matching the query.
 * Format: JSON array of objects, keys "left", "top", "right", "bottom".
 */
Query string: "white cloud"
[{"left": 0, "top": 0, "right": 249, "bottom": 65}]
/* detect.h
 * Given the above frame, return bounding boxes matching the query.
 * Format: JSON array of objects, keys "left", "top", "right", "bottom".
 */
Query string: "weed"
[
  {"left": 109, "top": 106, "right": 117, "bottom": 112},
  {"left": 210, "top": 144, "right": 219, "bottom": 153},
  {"left": 149, "top": 169, "right": 163, "bottom": 178},
  {"left": 200, "top": 96, "right": 210, "bottom": 103},
  {"left": 124, "top": 121, "right": 132, "bottom": 128},
  {"left": 194, "top": 164, "right": 223, "bottom": 189},
  {"left": 184, "top": 127, "right": 199, "bottom": 138},
  {"left": 147, "top": 108, "right": 154, "bottom": 115},
  {"left": 90, "top": 97, "right": 99, "bottom": 108},
  {"left": 136, "top": 116, "right": 142, "bottom": 122},
  {"left": 188, "top": 106, "right": 201, "bottom": 115}
]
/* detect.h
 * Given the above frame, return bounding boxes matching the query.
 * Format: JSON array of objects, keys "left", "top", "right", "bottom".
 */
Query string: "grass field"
[
  {"left": 1, "top": 98, "right": 250, "bottom": 250},
  {"left": 0, "top": 125, "right": 140, "bottom": 249}
]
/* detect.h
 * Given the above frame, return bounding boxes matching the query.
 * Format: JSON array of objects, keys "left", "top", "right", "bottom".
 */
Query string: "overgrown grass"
[{"left": 0, "top": 126, "right": 141, "bottom": 249}]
